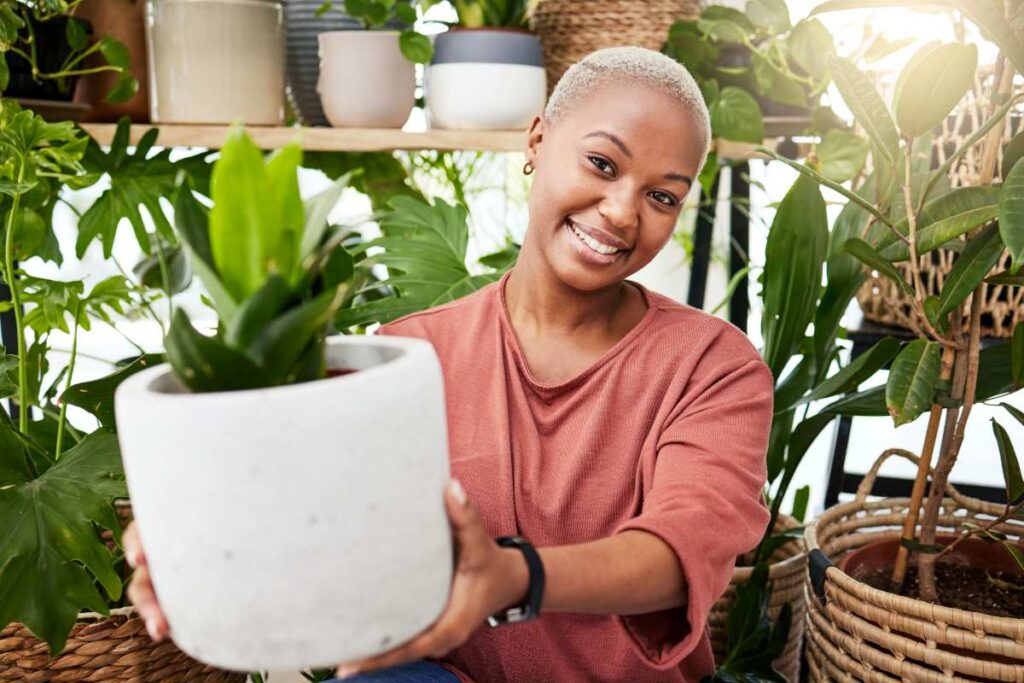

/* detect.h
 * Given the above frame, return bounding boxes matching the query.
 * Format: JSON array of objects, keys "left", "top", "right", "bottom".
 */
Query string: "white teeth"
[{"left": 569, "top": 221, "right": 621, "bottom": 255}]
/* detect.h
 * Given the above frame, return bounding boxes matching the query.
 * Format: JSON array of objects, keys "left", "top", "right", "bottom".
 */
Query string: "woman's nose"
[{"left": 597, "top": 188, "right": 640, "bottom": 231}]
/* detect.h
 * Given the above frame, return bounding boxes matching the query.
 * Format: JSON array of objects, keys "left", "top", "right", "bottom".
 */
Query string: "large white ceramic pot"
[
  {"left": 114, "top": 335, "right": 453, "bottom": 671},
  {"left": 146, "top": 0, "right": 286, "bottom": 124},
  {"left": 318, "top": 31, "right": 415, "bottom": 128},
  {"left": 426, "top": 28, "right": 546, "bottom": 130}
]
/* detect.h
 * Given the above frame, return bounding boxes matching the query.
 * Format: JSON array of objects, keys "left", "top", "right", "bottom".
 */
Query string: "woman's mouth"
[{"left": 563, "top": 219, "right": 627, "bottom": 265}]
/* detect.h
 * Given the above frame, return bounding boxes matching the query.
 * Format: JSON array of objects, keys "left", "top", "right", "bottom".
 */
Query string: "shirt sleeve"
[{"left": 613, "top": 354, "right": 773, "bottom": 669}]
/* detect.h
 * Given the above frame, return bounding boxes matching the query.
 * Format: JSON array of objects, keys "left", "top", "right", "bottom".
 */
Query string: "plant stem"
[
  {"left": 3, "top": 160, "right": 30, "bottom": 433},
  {"left": 935, "top": 501, "right": 1024, "bottom": 563},
  {"left": 54, "top": 301, "right": 81, "bottom": 459}
]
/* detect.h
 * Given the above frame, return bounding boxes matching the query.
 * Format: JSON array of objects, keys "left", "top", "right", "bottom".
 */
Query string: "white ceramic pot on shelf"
[
  {"left": 426, "top": 29, "right": 546, "bottom": 130},
  {"left": 318, "top": 31, "right": 415, "bottom": 128},
  {"left": 114, "top": 335, "right": 453, "bottom": 671},
  {"left": 146, "top": 0, "right": 286, "bottom": 125}
]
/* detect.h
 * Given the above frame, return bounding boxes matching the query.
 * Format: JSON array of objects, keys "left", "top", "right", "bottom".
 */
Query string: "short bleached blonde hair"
[{"left": 544, "top": 46, "right": 712, "bottom": 168}]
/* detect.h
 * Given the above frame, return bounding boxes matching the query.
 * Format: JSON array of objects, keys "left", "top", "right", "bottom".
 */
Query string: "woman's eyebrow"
[
  {"left": 665, "top": 173, "right": 693, "bottom": 187},
  {"left": 583, "top": 131, "right": 632, "bottom": 158}
]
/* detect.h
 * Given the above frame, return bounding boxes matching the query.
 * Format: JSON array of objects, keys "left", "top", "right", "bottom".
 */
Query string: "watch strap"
[{"left": 487, "top": 536, "right": 544, "bottom": 626}]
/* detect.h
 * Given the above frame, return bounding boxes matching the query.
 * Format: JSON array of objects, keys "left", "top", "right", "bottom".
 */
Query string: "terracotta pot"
[
  {"left": 72, "top": 0, "right": 150, "bottom": 122},
  {"left": 838, "top": 534, "right": 1024, "bottom": 580}
]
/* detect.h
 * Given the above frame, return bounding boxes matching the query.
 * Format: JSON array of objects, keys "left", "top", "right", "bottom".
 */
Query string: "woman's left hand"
[{"left": 334, "top": 479, "right": 528, "bottom": 679}]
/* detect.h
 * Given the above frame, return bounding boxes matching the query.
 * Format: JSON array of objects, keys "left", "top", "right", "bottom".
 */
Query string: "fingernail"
[
  {"left": 335, "top": 666, "right": 357, "bottom": 678},
  {"left": 450, "top": 479, "right": 467, "bottom": 505},
  {"left": 146, "top": 618, "right": 161, "bottom": 641},
  {"left": 126, "top": 548, "right": 139, "bottom": 568}
]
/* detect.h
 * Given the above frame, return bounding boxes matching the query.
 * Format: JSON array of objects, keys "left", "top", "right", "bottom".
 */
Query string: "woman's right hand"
[{"left": 124, "top": 522, "right": 171, "bottom": 642}]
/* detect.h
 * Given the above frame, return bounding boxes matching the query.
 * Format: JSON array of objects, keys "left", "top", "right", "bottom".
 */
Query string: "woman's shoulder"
[{"left": 376, "top": 278, "right": 501, "bottom": 338}]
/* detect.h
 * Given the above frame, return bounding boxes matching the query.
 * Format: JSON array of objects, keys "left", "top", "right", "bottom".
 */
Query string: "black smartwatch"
[{"left": 487, "top": 536, "right": 545, "bottom": 627}]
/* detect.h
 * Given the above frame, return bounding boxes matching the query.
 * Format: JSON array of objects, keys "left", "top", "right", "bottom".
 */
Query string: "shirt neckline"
[{"left": 496, "top": 268, "right": 659, "bottom": 395}]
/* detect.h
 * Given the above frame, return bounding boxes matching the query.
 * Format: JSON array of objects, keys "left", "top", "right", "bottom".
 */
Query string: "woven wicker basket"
[
  {"left": 709, "top": 515, "right": 807, "bottom": 682},
  {"left": 857, "top": 249, "right": 1023, "bottom": 339},
  {"left": 529, "top": 0, "right": 703, "bottom": 95},
  {"left": 0, "top": 501, "right": 245, "bottom": 682},
  {"left": 804, "top": 448, "right": 1024, "bottom": 682}
]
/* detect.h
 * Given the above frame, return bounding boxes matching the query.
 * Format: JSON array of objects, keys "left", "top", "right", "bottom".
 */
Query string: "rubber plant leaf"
[
  {"left": 886, "top": 339, "right": 942, "bottom": 426},
  {"left": 893, "top": 42, "right": 977, "bottom": 139},
  {"left": 999, "top": 158, "right": 1024, "bottom": 271}
]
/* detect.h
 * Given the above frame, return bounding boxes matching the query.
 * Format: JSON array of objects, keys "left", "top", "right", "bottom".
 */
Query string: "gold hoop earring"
[{"left": 523, "top": 161, "right": 534, "bottom": 176}]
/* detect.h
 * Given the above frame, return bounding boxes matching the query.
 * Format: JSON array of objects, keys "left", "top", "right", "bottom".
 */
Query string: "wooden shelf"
[{"left": 78, "top": 124, "right": 528, "bottom": 152}]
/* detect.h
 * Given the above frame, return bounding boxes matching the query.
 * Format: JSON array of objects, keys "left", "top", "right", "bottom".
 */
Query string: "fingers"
[
  {"left": 445, "top": 480, "right": 491, "bottom": 560},
  {"left": 124, "top": 524, "right": 169, "bottom": 642}
]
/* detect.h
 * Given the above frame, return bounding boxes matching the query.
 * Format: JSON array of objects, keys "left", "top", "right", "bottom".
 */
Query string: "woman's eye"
[
  {"left": 588, "top": 155, "right": 615, "bottom": 176},
  {"left": 650, "top": 191, "right": 677, "bottom": 207}
]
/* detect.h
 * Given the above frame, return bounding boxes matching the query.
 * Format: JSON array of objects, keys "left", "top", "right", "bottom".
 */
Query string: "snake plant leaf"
[
  {"left": 886, "top": 339, "right": 942, "bottom": 426},
  {"left": 828, "top": 54, "right": 900, "bottom": 170},
  {"left": 77, "top": 119, "right": 210, "bottom": 258},
  {"left": 0, "top": 430, "right": 126, "bottom": 656},
  {"left": 173, "top": 182, "right": 239, "bottom": 324},
  {"left": 61, "top": 354, "right": 163, "bottom": 430},
  {"left": 339, "top": 196, "right": 501, "bottom": 328},
  {"left": 225, "top": 275, "right": 295, "bottom": 350},
  {"left": 893, "top": 42, "right": 977, "bottom": 139},
  {"left": 992, "top": 419, "right": 1023, "bottom": 502},
  {"left": 710, "top": 87, "right": 764, "bottom": 143},
  {"left": 999, "top": 159, "right": 1024, "bottom": 272},
  {"left": 876, "top": 186, "right": 1001, "bottom": 261},
  {"left": 811, "top": 337, "right": 901, "bottom": 400},
  {"left": 843, "top": 238, "right": 912, "bottom": 294},
  {"left": 165, "top": 309, "right": 270, "bottom": 392},
  {"left": 761, "top": 174, "right": 828, "bottom": 380},
  {"left": 264, "top": 143, "right": 305, "bottom": 282},
  {"left": 249, "top": 288, "right": 346, "bottom": 385},
  {"left": 936, "top": 223, "right": 1004, "bottom": 318}
]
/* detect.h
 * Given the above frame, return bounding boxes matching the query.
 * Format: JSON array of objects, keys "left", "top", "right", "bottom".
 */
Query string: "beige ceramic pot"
[
  {"left": 146, "top": 0, "right": 285, "bottom": 125},
  {"left": 318, "top": 31, "right": 414, "bottom": 128}
]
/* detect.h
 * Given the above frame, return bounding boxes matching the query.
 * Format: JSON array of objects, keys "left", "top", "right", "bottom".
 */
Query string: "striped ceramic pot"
[{"left": 426, "top": 28, "right": 546, "bottom": 130}]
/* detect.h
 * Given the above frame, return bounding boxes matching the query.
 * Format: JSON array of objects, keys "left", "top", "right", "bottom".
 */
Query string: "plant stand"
[{"left": 805, "top": 449, "right": 1024, "bottom": 682}]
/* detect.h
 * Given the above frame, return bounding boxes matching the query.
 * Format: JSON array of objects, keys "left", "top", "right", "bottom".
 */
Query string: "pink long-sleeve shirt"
[{"left": 378, "top": 268, "right": 773, "bottom": 682}]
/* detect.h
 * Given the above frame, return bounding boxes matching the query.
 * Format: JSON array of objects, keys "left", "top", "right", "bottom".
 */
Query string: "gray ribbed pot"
[{"left": 426, "top": 28, "right": 546, "bottom": 130}]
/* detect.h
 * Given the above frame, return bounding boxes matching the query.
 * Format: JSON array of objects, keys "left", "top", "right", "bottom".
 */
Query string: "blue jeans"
[{"left": 325, "top": 661, "right": 458, "bottom": 682}]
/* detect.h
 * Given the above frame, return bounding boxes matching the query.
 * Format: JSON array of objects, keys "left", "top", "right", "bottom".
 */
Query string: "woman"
[{"left": 124, "top": 46, "right": 774, "bottom": 682}]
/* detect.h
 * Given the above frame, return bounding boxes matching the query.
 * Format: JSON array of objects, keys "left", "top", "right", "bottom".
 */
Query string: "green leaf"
[
  {"left": 843, "top": 238, "right": 912, "bottom": 293},
  {"left": 746, "top": 0, "right": 791, "bottom": 33},
  {"left": 1002, "top": 543, "right": 1024, "bottom": 573},
  {"left": 752, "top": 51, "right": 807, "bottom": 108},
  {"left": 823, "top": 384, "right": 887, "bottom": 416},
  {"left": 893, "top": 42, "right": 977, "bottom": 139},
  {"left": 0, "top": 345, "right": 17, "bottom": 400},
  {"left": 301, "top": 172, "right": 353, "bottom": 261},
  {"left": 264, "top": 143, "right": 305, "bottom": 282},
  {"left": 791, "top": 485, "right": 810, "bottom": 523},
  {"left": 886, "top": 339, "right": 941, "bottom": 426},
  {"left": 394, "top": 1, "right": 417, "bottom": 23},
  {"left": 0, "top": 56, "right": 8, "bottom": 94},
  {"left": 224, "top": 275, "right": 295, "bottom": 350},
  {"left": 61, "top": 355, "right": 163, "bottom": 430},
  {"left": 936, "top": 223, "right": 1004, "bottom": 319},
  {"left": 828, "top": 54, "right": 900, "bottom": 170},
  {"left": 399, "top": 30, "right": 433, "bottom": 64},
  {"left": 710, "top": 87, "right": 764, "bottom": 143},
  {"left": 999, "top": 158, "right": 1024, "bottom": 272},
  {"left": 1000, "top": 402, "right": 1024, "bottom": 429},
  {"left": 712, "top": 563, "right": 788, "bottom": 683},
  {"left": 165, "top": 309, "right": 269, "bottom": 392},
  {"left": 761, "top": 173, "right": 829, "bottom": 379},
  {"left": 98, "top": 37, "right": 131, "bottom": 68},
  {"left": 666, "top": 21, "right": 720, "bottom": 76},
  {"left": 787, "top": 19, "right": 833, "bottom": 81},
  {"left": 104, "top": 73, "right": 139, "bottom": 104},
  {"left": 0, "top": 430, "right": 126, "bottom": 655},
  {"left": 817, "top": 129, "right": 869, "bottom": 183},
  {"left": 949, "top": 0, "right": 1024, "bottom": 76},
  {"left": 1002, "top": 131, "right": 1024, "bottom": 181},
  {"left": 811, "top": 337, "right": 901, "bottom": 400},
  {"left": 877, "top": 186, "right": 1001, "bottom": 261},
  {"left": 249, "top": 288, "right": 345, "bottom": 385},
  {"left": 65, "top": 17, "right": 88, "bottom": 51},
  {"left": 698, "top": 6, "right": 754, "bottom": 42},
  {"left": 133, "top": 243, "right": 192, "bottom": 295},
  {"left": 993, "top": 418, "right": 1023, "bottom": 502},
  {"left": 1014, "top": 324, "right": 1024, "bottom": 387},
  {"left": 987, "top": 270, "right": 1024, "bottom": 286},
  {"left": 174, "top": 183, "right": 238, "bottom": 324}
]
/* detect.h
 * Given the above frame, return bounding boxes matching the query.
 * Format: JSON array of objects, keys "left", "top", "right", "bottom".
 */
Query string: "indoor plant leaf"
[
  {"left": 876, "top": 186, "right": 1001, "bottom": 261},
  {"left": 827, "top": 54, "right": 900, "bottom": 170},
  {"left": 249, "top": 288, "right": 346, "bottom": 384},
  {"left": 709, "top": 87, "right": 764, "bottom": 143},
  {"left": 810, "top": 336, "right": 901, "bottom": 400},
  {"left": 935, "top": 223, "right": 1005, "bottom": 318},
  {"left": 816, "top": 129, "right": 868, "bottom": 183},
  {"left": 61, "top": 354, "right": 164, "bottom": 430},
  {"left": 165, "top": 309, "right": 270, "bottom": 392},
  {"left": 843, "top": 238, "right": 911, "bottom": 293},
  {"left": 892, "top": 41, "right": 977, "bottom": 139},
  {"left": 173, "top": 182, "right": 238, "bottom": 323},
  {"left": 746, "top": 0, "right": 791, "bottom": 33},
  {"left": 999, "top": 158, "right": 1024, "bottom": 271},
  {"left": 787, "top": 18, "right": 833, "bottom": 81},
  {"left": 886, "top": 339, "right": 942, "bottom": 426},
  {"left": 761, "top": 173, "right": 829, "bottom": 379},
  {"left": 992, "top": 418, "right": 1023, "bottom": 502},
  {"left": 0, "top": 430, "right": 126, "bottom": 656}
]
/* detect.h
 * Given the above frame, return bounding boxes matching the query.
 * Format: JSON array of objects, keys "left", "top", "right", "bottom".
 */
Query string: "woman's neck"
[{"left": 504, "top": 246, "right": 633, "bottom": 339}]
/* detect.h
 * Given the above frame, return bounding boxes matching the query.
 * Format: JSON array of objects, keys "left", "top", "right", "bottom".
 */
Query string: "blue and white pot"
[{"left": 426, "top": 29, "right": 546, "bottom": 130}]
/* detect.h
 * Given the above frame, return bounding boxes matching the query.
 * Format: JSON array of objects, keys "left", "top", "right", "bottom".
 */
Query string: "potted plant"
[
  {"left": 317, "top": 0, "right": 430, "bottom": 127},
  {"left": 423, "top": 0, "right": 546, "bottom": 130},
  {"left": 0, "top": 3, "right": 136, "bottom": 114},
  {"left": 0, "top": 101, "right": 240, "bottom": 679},
  {"left": 145, "top": 0, "right": 285, "bottom": 124},
  {"left": 113, "top": 127, "right": 454, "bottom": 671},
  {"left": 756, "top": 1, "right": 1024, "bottom": 679}
]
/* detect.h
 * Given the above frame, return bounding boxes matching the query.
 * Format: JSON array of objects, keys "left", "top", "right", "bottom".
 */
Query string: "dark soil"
[{"left": 860, "top": 563, "right": 1024, "bottom": 619}]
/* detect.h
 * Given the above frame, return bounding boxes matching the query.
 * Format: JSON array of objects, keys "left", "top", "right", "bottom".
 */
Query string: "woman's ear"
[{"left": 525, "top": 115, "right": 545, "bottom": 166}]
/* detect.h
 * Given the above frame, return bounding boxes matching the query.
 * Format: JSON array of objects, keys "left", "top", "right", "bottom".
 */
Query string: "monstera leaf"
[
  {"left": 337, "top": 196, "right": 513, "bottom": 328},
  {"left": 0, "top": 430, "right": 127, "bottom": 655}
]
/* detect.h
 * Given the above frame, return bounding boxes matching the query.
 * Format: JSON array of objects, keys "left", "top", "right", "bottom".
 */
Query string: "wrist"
[{"left": 498, "top": 546, "right": 531, "bottom": 611}]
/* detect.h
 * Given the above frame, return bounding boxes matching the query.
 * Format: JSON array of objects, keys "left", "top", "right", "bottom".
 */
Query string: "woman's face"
[{"left": 524, "top": 79, "right": 706, "bottom": 292}]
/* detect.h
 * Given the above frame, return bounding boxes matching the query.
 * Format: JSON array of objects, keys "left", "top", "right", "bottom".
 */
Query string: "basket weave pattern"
[
  {"left": 710, "top": 515, "right": 807, "bottom": 682},
  {"left": 805, "top": 449, "right": 1024, "bottom": 682},
  {"left": 529, "top": 0, "right": 702, "bottom": 95}
]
